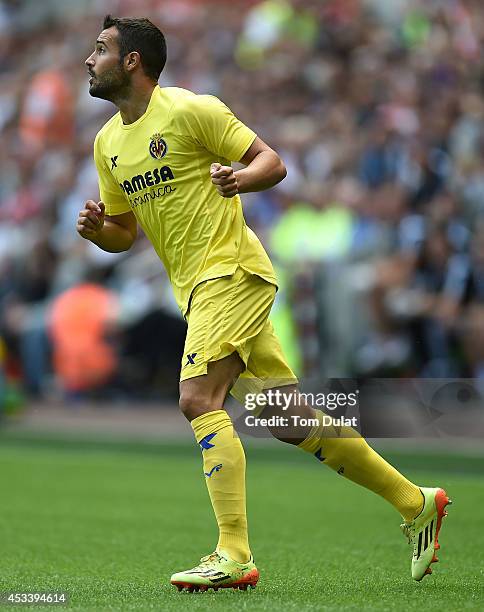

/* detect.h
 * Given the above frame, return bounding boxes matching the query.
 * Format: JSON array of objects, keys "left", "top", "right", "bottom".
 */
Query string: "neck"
[{"left": 115, "top": 82, "right": 156, "bottom": 125}]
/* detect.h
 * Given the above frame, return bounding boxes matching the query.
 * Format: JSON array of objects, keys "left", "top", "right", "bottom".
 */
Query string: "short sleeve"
[
  {"left": 94, "top": 132, "right": 131, "bottom": 216},
  {"left": 174, "top": 95, "right": 257, "bottom": 162}
]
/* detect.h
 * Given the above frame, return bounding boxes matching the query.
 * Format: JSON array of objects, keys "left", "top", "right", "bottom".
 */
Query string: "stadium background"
[{"left": 0, "top": 0, "right": 483, "bottom": 610}]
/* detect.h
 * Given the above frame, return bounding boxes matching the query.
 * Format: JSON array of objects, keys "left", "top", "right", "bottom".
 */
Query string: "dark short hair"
[{"left": 103, "top": 14, "right": 167, "bottom": 81}]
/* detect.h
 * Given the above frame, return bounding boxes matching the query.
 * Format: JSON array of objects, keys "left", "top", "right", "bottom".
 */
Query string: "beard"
[{"left": 89, "top": 64, "right": 131, "bottom": 102}]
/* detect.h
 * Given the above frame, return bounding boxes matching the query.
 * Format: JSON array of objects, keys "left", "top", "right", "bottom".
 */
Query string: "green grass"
[{"left": 0, "top": 437, "right": 483, "bottom": 611}]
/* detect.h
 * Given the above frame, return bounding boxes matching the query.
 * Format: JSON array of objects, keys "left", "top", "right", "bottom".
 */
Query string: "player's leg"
[
  {"left": 263, "top": 391, "right": 451, "bottom": 580},
  {"left": 236, "top": 322, "right": 451, "bottom": 580},
  {"left": 171, "top": 270, "right": 276, "bottom": 591},
  {"left": 171, "top": 353, "right": 259, "bottom": 591},
  {"left": 260, "top": 387, "right": 425, "bottom": 521},
  {"left": 236, "top": 320, "right": 424, "bottom": 518},
  {"left": 179, "top": 352, "right": 250, "bottom": 563}
]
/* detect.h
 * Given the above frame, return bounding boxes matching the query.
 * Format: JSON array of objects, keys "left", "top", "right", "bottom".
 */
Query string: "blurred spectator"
[
  {"left": 19, "top": 68, "right": 74, "bottom": 153},
  {"left": 49, "top": 278, "right": 119, "bottom": 396}
]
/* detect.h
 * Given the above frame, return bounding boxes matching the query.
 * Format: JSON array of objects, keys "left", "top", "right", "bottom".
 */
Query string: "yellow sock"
[
  {"left": 299, "top": 410, "right": 423, "bottom": 521},
  {"left": 191, "top": 410, "right": 250, "bottom": 563}
]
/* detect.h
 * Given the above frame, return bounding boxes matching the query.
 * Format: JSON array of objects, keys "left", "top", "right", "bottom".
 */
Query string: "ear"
[{"left": 124, "top": 51, "right": 141, "bottom": 72}]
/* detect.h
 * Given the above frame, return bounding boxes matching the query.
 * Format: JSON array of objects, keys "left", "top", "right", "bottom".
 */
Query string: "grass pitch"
[{"left": 0, "top": 435, "right": 483, "bottom": 611}]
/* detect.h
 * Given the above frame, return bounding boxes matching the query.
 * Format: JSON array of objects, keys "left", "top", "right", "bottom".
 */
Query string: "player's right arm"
[
  {"left": 77, "top": 201, "right": 137, "bottom": 252},
  {"left": 81, "top": 130, "right": 137, "bottom": 252}
]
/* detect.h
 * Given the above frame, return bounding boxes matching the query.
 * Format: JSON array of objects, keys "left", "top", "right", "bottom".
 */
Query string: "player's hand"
[
  {"left": 77, "top": 200, "right": 105, "bottom": 240},
  {"left": 210, "top": 163, "right": 239, "bottom": 198}
]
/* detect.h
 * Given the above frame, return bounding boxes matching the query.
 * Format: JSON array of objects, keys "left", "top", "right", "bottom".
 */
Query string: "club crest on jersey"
[{"left": 149, "top": 132, "right": 168, "bottom": 160}]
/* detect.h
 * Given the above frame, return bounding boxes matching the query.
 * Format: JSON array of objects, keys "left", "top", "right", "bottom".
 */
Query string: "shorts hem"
[{"left": 179, "top": 343, "right": 249, "bottom": 382}]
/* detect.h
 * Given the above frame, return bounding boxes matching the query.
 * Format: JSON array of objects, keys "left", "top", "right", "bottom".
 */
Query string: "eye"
[{"left": 96, "top": 47, "right": 105, "bottom": 55}]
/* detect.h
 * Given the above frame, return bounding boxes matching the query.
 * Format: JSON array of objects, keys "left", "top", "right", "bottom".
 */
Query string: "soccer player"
[{"left": 78, "top": 15, "right": 451, "bottom": 591}]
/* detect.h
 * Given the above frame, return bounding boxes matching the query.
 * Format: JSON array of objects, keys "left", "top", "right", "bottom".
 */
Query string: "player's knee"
[
  {"left": 268, "top": 427, "right": 302, "bottom": 446},
  {"left": 179, "top": 391, "right": 215, "bottom": 421}
]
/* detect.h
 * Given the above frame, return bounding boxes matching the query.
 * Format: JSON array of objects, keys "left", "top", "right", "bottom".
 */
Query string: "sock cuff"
[
  {"left": 191, "top": 409, "right": 233, "bottom": 443},
  {"left": 297, "top": 409, "right": 325, "bottom": 453}
]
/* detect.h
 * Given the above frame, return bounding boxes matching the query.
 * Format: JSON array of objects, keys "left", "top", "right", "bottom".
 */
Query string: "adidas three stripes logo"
[{"left": 416, "top": 520, "right": 434, "bottom": 559}]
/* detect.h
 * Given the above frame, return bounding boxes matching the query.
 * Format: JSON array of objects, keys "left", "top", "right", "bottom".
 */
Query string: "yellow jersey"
[{"left": 93, "top": 86, "right": 277, "bottom": 316}]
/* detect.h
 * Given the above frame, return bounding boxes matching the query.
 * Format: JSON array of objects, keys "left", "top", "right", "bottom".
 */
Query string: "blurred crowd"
[{"left": 0, "top": 0, "right": 483, "bottom": 406}]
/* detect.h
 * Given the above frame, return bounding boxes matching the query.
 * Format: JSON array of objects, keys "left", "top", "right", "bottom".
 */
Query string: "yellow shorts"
[{"left": 180, "top": 267, "right": 298, "bottom": 403}]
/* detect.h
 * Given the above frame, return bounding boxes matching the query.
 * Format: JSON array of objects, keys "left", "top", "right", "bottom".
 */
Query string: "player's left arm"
[{"left": 210, "top": 137, "right": 286, "bottom": 198}]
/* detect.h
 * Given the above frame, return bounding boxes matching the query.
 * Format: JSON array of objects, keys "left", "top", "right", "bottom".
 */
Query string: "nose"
[{"left": 85, "top": 52, "right": 95, "bottom": 68}]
